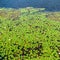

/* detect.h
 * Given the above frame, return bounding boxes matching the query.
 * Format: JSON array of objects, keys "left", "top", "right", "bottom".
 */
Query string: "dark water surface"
[{"left": 0, "top": 0, "right": 60, "bottom": 11}]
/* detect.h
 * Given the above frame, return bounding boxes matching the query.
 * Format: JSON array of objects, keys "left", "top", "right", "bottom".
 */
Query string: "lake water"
[{"left": 0, "top": 0, "right": 60, "bottom": 11}]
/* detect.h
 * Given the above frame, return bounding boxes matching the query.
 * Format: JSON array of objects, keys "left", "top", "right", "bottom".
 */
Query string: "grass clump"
[{"left": 0, "top": 8, "right": 60, "bottom": 60}]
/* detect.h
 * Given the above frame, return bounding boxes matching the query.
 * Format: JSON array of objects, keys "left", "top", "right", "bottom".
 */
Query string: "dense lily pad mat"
[{"left": 0, "top": 8, "right": 60, "bottom": 60}]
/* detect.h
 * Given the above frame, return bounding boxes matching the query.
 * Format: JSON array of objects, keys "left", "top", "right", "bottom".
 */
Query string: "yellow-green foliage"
[{"left": 0, "top": 8, "right": 60, "bottom": 60}]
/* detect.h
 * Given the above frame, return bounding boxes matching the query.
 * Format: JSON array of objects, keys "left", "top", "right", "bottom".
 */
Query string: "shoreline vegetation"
[{"left": 0, "top": 7, "right": 60, "bottom": 60}]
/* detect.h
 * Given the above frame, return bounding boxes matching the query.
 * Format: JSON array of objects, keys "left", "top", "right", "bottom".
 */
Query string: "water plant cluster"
[{"left": 0, "top": 8, "right": 60, "bottom": 60}]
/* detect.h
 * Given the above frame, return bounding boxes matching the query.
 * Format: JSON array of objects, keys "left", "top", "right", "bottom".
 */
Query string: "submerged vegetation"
[{"left": 0, "top": 7, "right": 60, "bottom": 60}]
